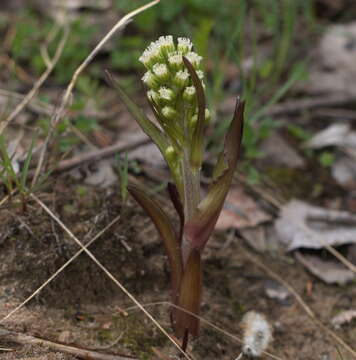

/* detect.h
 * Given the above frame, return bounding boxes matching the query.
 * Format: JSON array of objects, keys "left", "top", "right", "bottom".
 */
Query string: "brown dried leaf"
[
  {"left": 275, "top": 200, "right": 356, "bottom": 251},
  {"left": 216, "top": 187, "right": 271, "bottom": 230},
  {"left": 295, "top": 252, "right": 355, "bottom": 285},
  {"left": 304, "top": 22, "right": 356, "bottom": 96}
]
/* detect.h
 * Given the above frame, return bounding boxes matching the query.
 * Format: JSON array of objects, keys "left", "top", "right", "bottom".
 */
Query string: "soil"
[{"left": 0, "top": 176, "right": 355, "bottom": 360}]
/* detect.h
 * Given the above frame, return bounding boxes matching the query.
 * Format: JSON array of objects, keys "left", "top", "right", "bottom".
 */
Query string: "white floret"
[
  {"left": 139, "top": 42, "right": 161, "bottom": 68},
  {"left": 147, "top": 90, "right": 160, "bottom": 104},
  {"left": 174, "top": 69, "right": 189, "bottom": 87},
  {"left": 183, "top": 86, "right": 196, "bottom": 102},
  {"left": 159, "top": 86, "right": 175, "bottom": 101},
  {"left": 177, "top": 37, "right": 193, "bottom": 54},
  {"left": 142, "top": 71, "right": 158, "bottom": 89},
  {"left": 168, "top": 51, "right": 183, "bottom": 70},
  {"left": 157, "top": 35, "right": 175, "bottom": 53},
  {"left": 152, "top": 63, "right": 170, "bottom": 81},
  {"left": 196, "top": 70, "right": 204, "bottom": 80},
  {"left": 185, "top": 51, "right": 202, "bottom": 67}
]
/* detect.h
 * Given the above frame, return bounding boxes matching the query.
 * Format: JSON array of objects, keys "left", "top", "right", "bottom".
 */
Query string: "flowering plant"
[{"left": 112, "top": 35, "right": 244, "bottom": 348}]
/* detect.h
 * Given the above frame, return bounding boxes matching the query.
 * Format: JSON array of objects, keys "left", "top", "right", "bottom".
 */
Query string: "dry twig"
[
  {"left": 32, "top": 0, "right": 159, "bottom": 187},
  {"left": 0, "top": 327, "right": 135, "bottom": 360},
  {"left": 0, "top": 25, "right": 69, "bottom": 134},
  {"left": 54, "top": 135, "right": 149, "bottom": 172}
]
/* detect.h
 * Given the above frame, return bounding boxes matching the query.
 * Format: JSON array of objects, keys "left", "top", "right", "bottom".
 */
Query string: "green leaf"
[
  {"left": 185, "top": 99, "right": 244, "bottom": 249},
  {"left": 319, "top": 151, "right": 335, "bottom": 168},
  {"left": 107, "top": 71, "right": 169, "bottom": 159},
  {"left": 183, "top": 56, "right": 206, "bottom": 170},
  {"left": 173, "top": 249, "right": 202, "bottom": 338},
  {"left": 128, "top": 185, "right": 183, "bottom": 302},
  {"left": 19, "top": 134, "right": 37, "bottom": 192}
]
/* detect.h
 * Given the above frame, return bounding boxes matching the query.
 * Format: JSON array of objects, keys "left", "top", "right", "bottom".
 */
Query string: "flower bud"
[
  {"left": 177, "top": 37, "right": 193, "bottom": 54},
  {"left": 152, "top": 63, "right": 170, "bottom": 83},
  {"left": 147, "top": 90, "right": 160, "bottom": 104},
  {"left": 173, "top": 70, "right": 189, "bottom": 88},
  {"left": 165, "top": 145, "right": 178, "bottom": 163},
  {"left": 205, "top": 108, "right": 211, "bottom": 123},
  {"left": 189, "top": 114, "right": 198, "bottom": 130},
  {"left": 157, "top": 35, "right": 175, "bottom": 57},
  {"left": 183, "top": 86, "right": 196, "bottom": 103},
  {"left": 159, "top": 87, "right": 175, "bottom": 102},
  {"left": 168, "top": 51, "right": 184, "bottom": 72},
  {"left": 142, "top": 71, "right": 159, "bottom": 89},
  {"left": 162, "top": 106, "right": 178, "bottom": 121},
  {"left": 139, "top": 43, "right": 162, "bottom": 69},
  {"left": 185, "top": 52, "right": 202, "bottom": 68},
  {"left": 196, "top": 70, "right": 204, "bottom": 80}
]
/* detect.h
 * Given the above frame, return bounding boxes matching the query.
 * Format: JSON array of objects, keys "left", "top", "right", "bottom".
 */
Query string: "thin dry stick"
[
  {"left": 0, "top": 88, "right": 120, "bottom": 119},
  {"left": 240, "top": 247, "right": 356, "bottom": 358},
  {"left": 0, "top": 88, "right": 53, "bottom": 116},
  {"left": 54, "top": 134, "right": 149, "bottom": 172},
  {"left": 0, "top": 215, "right": 121, "bottom": 323},
  {"left": 29, "top": 193, "right": 192, "bottom": 360},
  {"left": 124, "top": 302, "right": 283, "bottom": 360},
  {"left": 32, "top": 0, "right": 159, "bottom": 187},
  {"left": 0, "top": 328, "right": 134, "bottom": 360},
  {"left": 0, "top": 25, "right": 69, "bottom": 134},
  {"left": 0, "top": 347, "right": 13, "bottom": 352},
  {"left": 40, "top": 24, "right": 61, "bottom": 68},
  {"left": 0, "top": 194, "right": 11, "bottom": 207},
  {"left": 297, "top": 220, "right": 356, "bottom": 274}
]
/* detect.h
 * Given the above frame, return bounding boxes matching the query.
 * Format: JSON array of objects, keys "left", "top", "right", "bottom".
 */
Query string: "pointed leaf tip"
[
  {"left": 183, "top": 56, "right": 206, "bottom": 169},
  {"left": 107, "top": 71, "right": 169, "bottom": 158},
  {"left": 184, "top": 97, "right": 244, "bottom": 250}
]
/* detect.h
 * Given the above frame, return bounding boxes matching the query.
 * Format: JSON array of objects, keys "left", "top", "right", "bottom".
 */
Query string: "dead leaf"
[
  {"left": 275, "top": 200, "right": 356, "bottom": 251},
  {"left": 69, "top": 146, "right": 117, "bottom": 188},
  {"left": 331, "top": 310, "right": 356, "bottom": 328},
  {"left": 295, "top": 252, "right": 355, "bottom": 285},
  {"left": 118, "top": 131, "right": 165, "bottom": 168},
  {"left": 260, "top": 133, "right": 305, "bottom": 169},
  {"left": 84, "top": 159, "right": 117, "bottom": 187},
  {"left": 240, "top": 226, "right": 267, "bottom": 253},
  {"left": 129, "top": 142, "right": 165, "bottom": 167},
  {"left": 306, "top": 123, "right": 356, "bottom": 149},
  {"left": 216, "top": 187, "right": 272, "bottom": 230},
  {"left": 306, "top": 125, "right": 356, "bottom": 189},
  {"left": 304, "top": 22, "right": 356, "bottom": 96},
  {"left": 332, "top": 156, "right": 356, "bottom": 190}
]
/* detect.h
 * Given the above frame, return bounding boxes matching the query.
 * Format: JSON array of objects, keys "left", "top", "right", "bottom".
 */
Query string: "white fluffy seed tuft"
[{"left": 241, "top": 311, "right": 272, "bottom": 357}]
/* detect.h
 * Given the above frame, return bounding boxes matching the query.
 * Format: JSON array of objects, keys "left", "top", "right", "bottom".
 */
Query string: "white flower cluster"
[{"left": 139, "top": 36, "right": 206, "bottom": 123}]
